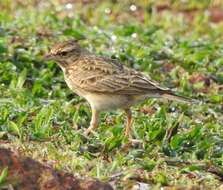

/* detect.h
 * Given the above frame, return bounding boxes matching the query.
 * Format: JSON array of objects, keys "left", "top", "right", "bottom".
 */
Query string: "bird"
[{"left": 46, "top": 40, "right": 192, "bottom": 138}]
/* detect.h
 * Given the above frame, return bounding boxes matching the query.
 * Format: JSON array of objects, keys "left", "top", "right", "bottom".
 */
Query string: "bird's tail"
[{"left": 162, "top": 91, "right": 198, "bottom": 104}]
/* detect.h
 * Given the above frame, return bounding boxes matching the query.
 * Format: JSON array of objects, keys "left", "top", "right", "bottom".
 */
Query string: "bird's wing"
[{"left": 67, "top": 55, "right": 170, "bottom": 95}]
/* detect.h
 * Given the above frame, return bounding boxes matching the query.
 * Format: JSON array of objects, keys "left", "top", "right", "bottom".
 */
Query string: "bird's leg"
[
  {"left": 123, "top": 108, "right": 143, "bottom": 145},
  {"left": 124, "top": 108, "right": 132, "bottom": 138},
  {"left": 84, "top": 109, "right": 99, "bottom": 135}
]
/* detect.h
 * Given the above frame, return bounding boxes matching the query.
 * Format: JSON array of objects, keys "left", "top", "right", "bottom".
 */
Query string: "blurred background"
[
  {"left": 1, "top": 0, "right": 223, "bottom": 97},
  {"left": 0, "top": 0, "right": 223, "bottom": 189}
]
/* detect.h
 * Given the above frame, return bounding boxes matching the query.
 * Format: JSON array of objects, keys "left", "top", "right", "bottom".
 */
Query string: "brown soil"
[{"left": 0, "top": 147, "right": 113, "bottom": 190}]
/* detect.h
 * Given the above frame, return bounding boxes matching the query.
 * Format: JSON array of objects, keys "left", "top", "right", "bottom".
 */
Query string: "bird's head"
[{"left": 45, "top": 40, "right": 82, "bottom": 69}]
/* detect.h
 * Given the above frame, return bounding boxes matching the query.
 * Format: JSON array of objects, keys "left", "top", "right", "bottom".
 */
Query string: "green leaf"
[
  {"left": 170, "top": 135, "right": 184, "bottom": 149},
  {"left": 16, "top": 69, "right": 27, "bottom": 89},
  {"left": 8, "top": 121, "right": 20, "bottom": 137},
  {"left": 63, "top": 29, "right": 85, "bottom": 40},
  {"left": 140, "top": 159, "right": 156, "bottom": 172},
  {"left": 188, "top": 126, "right": 201, "bottom": 139},
  {"left": 154, "top": 172, "right": 168, "bottom": 185},
  {"left": 210, "top": 94, "right": 222, "bottom": 103},
  {"left": 0, "top": 43, "right": 6, "bottom": 54},
  {"left": 0, "top": 167, "right": 8, "bottom": 185},
  {"left": 181, "top": 165, "right": 202, "bottom": 173}
]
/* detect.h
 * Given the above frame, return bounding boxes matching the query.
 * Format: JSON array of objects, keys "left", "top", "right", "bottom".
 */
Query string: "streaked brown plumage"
[{"left": 46, "top": 40, "right": 192, "bottom": 137}]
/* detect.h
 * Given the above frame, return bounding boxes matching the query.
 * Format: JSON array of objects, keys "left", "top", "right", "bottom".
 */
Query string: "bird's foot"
[
  {"left": 124, "top": 129, "right": 143, "bottom": 144},
  {"left": 121, "top": 137, "right": 142, "bottom": 151},
  {"left": 84, "top": 127, "right": 97, "bottom": 136},
  {"left": 121, "top": 132, "right": 143, "bottom": 150},
  {"left": 128, "top": 138, "right": 143, "bottom": 144}
]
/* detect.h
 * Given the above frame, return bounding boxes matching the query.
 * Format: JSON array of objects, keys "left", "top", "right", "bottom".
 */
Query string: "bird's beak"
[{"left": 44, "top": 53, "right": 53, "bottom": 61}]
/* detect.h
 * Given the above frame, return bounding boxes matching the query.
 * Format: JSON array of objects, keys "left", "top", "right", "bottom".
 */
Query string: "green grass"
[{"left": 0, "top": 0, "right": 223, "bottom": 189}]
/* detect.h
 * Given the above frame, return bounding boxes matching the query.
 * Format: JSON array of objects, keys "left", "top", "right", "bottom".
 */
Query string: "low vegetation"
[{"left": 0, "top": 0, "right": 222, "bottom": 189}]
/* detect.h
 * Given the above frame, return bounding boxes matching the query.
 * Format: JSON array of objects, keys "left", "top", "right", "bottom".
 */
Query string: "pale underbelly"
[
  {"left": 83, "top": 93, "right": 149, "bottom": 111},
  {"left": 65, "top": 76, "right": 153, "bottom": 111}
]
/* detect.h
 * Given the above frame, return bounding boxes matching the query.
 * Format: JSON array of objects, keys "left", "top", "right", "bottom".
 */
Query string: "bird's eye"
[{"left": 59, "top": 51, "right": 68, "bottom": 56}]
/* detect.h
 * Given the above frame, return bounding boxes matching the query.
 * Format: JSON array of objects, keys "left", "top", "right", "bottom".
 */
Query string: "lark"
[{"left": 46, "top": 40, "right": 192, "bottom": 137}]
